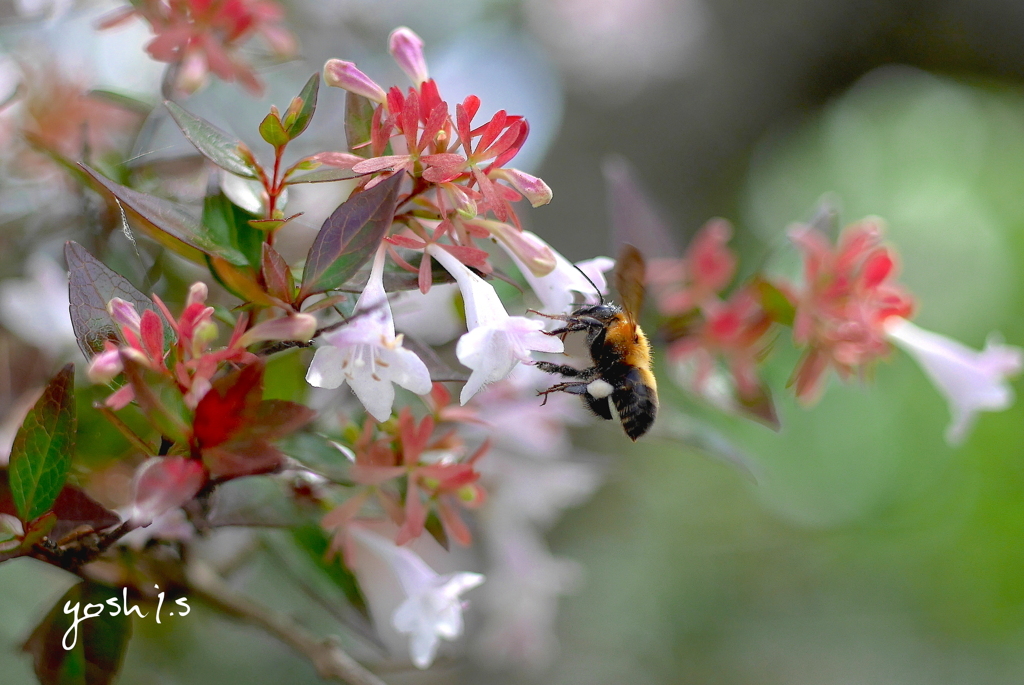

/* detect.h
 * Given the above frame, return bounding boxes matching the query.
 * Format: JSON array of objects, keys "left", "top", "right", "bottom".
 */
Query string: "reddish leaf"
[
  {"left": 192, "top": 362, "right": 265, "bottom": 449},
  {"left": 299, "top": 172, "right": 404, "bottom": 300},
  {"left": 260, "top": 243, "right": 295, "bottom": 304}
]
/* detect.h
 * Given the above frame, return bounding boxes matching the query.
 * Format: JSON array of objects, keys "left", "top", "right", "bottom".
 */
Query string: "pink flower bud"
[
  {"left": 107, "top": 297, "right": 141, "bottom": 333},
  {"left": 492, "top": 168, "right": 553, "bottom": 207},
  {"left": 87, "top": 344, "right": 124, "bottom": 384},
  {"left": 323, "top": 59, "right": 387, "bottom": 104},
  {"left": 238, "top": 313, "right": 317, "bottom": 348},
  {"left": 310, "top": 151, "right": 364, "bottom": 169},
  {"left": 186, "top": 281, "right": 209, "bottom": 308},
  {"left": 129, "top": 456, "right": 207, "bottom": 526},
  {"left": 475, "top": 220, "right": 556, "bottom": 277},
  {"left": 388, "top": 27, "right": 429, "bottom": 85}
]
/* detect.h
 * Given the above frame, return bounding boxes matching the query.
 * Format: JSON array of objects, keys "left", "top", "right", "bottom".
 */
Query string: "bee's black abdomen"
[{"left": 612, "top": 375, "right": 658, "bottom": 441}]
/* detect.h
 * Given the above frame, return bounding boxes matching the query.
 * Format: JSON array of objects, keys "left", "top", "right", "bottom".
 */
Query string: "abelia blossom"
[
  {"left": 322, "top": 27, "right": 552, "bottom": 293},
  {"left": 322, "top": 406, "right": 487, "bottom": 550},
  {"left": 493, "top": 229, "right": 613, "bottom": 315},
  {"left": 886, "top": 318, "right": 1023, "bottom": 445},
  {"left": 305, "top": 244, "right": 432, "bottom": 421},
  {"left": 350, "top": 526, "right": 484, "bottom": 669},
  {"left": 427, "top": 244, "right": 564, "bottom": 403},
  {"left": 788, "top": 218, "right": 914, "bottom": 404},
  {"left": 100, "top": 0, "right": 296, "bottom": 95}
]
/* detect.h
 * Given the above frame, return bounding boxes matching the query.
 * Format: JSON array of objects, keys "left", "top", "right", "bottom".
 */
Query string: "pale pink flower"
[
  {"left": 351, "top": 526, "right": 484, "bottom": 669},
  {"left": 306, "top": 244, "right": 432, "bottom": 420},
  {"left": 427, "top": 244, "right": 563, "bottom": 403},
  {"left": 886, "top": 318, "right": 1023, "bottom": 445}
]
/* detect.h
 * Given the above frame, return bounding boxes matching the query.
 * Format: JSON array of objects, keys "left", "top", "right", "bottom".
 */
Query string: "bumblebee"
[{"left": 536, "top": 245, "right": 658, "bottom": 441}]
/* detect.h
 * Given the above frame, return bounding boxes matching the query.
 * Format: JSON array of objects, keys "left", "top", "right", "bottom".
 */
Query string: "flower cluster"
[
  {"left": 651, "top": 213, "right": 1021, "bottom": 442},
  {"left": 88, "top": 283, "right": 316, "bottom": 522},
  {"left": 320, "top": 27, "right": 554, "bottom": 284},
  {"left": 99, "top": 0, "right": 296, "bottom": 95}
]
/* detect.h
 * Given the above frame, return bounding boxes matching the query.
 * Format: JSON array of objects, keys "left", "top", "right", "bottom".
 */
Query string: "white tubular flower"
[
  {"left": 305, "top": 244, "right": 432, "bottom": 421},
  {"left": 426, "top": 244, "right": 564, "bottom": 404},
  {"left": 495, "top": 230, "right": 614, "bottom": 315},
  {"left": 885, "top": 317, "right": 1024, "bottom": 445},
  {"left": 351, "top": 527, "right": 484, "bottom": 669},
  {"left": 0, "top": 252, "right": 76, "bottom": 357}
]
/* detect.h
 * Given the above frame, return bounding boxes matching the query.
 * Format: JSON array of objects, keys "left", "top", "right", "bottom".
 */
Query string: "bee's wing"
[{"left": 615, "top": 243, "right": 647, "bottom": 328}]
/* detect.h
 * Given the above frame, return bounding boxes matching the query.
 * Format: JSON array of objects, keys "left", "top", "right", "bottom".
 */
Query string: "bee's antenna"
[{"left": 572, "top": 263, "right": 604, "bottom": 305}]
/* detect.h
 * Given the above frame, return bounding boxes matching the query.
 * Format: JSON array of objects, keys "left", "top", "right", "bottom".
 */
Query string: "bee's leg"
[
  {"left": 537, "top": 380, "right": 589, "bottom": 405},
  {"left": 544, "top": 318, "right": 603, "bottom": 338},
  {"left": 535, "top": 361, "right": 597, "bottom": 379},
  {"left": 526, "top": 309, "right": 567, "bottom": 320}
]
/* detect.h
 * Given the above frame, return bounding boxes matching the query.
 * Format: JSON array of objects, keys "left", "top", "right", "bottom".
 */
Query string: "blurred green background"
[{"left": 5, "top": 0, "right": 1024, "bottom": 683}]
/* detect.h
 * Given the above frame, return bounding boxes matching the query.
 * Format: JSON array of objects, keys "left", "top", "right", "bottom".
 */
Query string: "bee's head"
[{"left": 569, "top": 303, "right": 621, "bottom": 322}]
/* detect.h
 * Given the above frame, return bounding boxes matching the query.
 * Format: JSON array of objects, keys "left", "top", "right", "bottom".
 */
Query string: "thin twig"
[{"left": 185, "top": 559, "right": 388, "bottom": 685}]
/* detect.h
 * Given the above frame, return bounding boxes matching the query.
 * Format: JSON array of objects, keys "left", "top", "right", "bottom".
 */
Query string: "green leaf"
[
  {"left": 23, "top": 582, "right": 132, "bottom": 685},
  {"left": 202, "top": 192, "right": 264, "bottom": 268},
  {"left": 291, "top": 524, "right": 370, "bottom": 619},
  {"left": 299, "top": 172, "right": 405, "bottom": 300},
  {"left": 64, "top": 242, "right": 172, "bottom": 359},
  {"left": 753, "top": 277, "right": 796, "bottom": 327},
  {"left": 9, "top": 364, "right": 76, "bottom": 522},
  {"left": 80, "top": 164, "right": 250, "bottom": 267},
  {"left": 284, "top": 72, "right": 319, "bottom": 139},
  {"left": 165, "top": 101, "right": 260, "bottom": 179},
  {"left": 259, "top": 112, "right": 289, "bottom": 148},
  {"left": 344, "top": 92, "right": 375, "bottom": 158}
]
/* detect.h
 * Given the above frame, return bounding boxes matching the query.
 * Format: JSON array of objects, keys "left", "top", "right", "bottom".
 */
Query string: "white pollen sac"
[{"left": 587, "top": 379, "right": 614, "bottom": 399}]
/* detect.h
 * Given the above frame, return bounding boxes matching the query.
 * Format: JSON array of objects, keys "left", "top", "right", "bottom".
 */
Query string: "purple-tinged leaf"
[
  {"left": 8, "top": 364, "right": 76, "bottom": 522},
  {"left": 345, "top": 91, "right": 375, "bottom": 158},
  {"left": 283, "top": 72, "right": 319, "bottom": 139},
  {"left": 79, "top": 164, "right": 249, "bottom": 267},
  {"left": 24, "top": 582, "right": 132, "bottom": 685},
  {"left": 165, "top": 101, "right": 260, "bottom": 179},
  {"left": 65, "top": 241, "right": 166, "bottom": 359},
  {"left": 285, "top": 167, "right": 359, "bottom": 184},
  {"left": 602, "top": 155, "right": 681, "bottom": 258},
  {"left": 299, "top": 172, "right": 405, "bottom": 300},
  {"left": 261, "top": 243, "right": 295, "bottom": 304}
]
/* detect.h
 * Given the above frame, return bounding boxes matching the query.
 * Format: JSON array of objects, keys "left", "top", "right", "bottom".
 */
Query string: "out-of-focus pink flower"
[
  {"left": 648, "top": 219, "right": 736, "bottom": 316},
  {"left": 667, "top": 286, "right": 772, "bottom": 400},
  {"left": 788, "top": 218, "right": 914, "bottom": 404},
  {"left": 100, "top": 0, "right": 296, "bottom": 96},
  {"left": 886, "top": 318, "right": 1023, "bottom": 445},
  {"left": 128, "top": 456, "right": 207, "bottom": 526}
]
